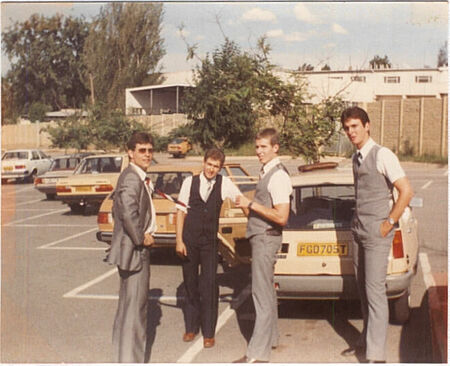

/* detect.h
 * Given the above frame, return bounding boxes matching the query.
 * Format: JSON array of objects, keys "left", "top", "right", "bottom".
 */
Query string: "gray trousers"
[
  {"left": 112, "top": 249, "right": 150, "bottom": 363},
  {"left": 352, "top": 226, "right": 392, "bottom": 361},
  {"left": 246, "top": 234, "right": 281, "bottom": 361}
]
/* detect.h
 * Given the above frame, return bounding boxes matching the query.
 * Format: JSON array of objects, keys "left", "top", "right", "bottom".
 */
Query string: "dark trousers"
[{"left": 182, "top": 238, "right": 219, "bottom": 338}]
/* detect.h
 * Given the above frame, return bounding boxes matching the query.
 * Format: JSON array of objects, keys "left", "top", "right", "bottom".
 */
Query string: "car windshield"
[
  {"left": 75, "top": 156, "right": 122, "bottom": 174},
  {"left": 171, "top": 138, "right": 184, "bottom": 144},
  {"left": 220, "top": 166, "right": 256, "bottom": 193},
  {"left": 147, "top": 171, "right": 193, "bottom": 198},
  {"left": 2, "top": 151, "right": 29, "bottom": 160},
  {"left": 286, "top": 184, "right": 355, "bottom": 230},
  {"left": 50, "top": 157, "right": 80, "bottom": 171}
]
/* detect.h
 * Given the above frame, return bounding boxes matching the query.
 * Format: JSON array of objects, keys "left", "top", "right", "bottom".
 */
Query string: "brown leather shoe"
[
  {"left": 203, "top": 337, "right": 215, "bottom": 348},
  {"left": 182, "top": 332, "right": 197, "bottom": 342}
]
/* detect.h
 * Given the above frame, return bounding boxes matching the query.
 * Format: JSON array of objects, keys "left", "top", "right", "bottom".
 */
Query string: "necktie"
[
  {"left": 357, "top": 152, "right": 363, "bottom": 166},
  {"left": 204, "top": 180, "right": 213, "bottom": 201}
]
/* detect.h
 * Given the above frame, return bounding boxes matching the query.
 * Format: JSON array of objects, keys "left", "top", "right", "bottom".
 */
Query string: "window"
[
  {"left": 351, "top": 76, "right": 366, "bottom": 82},
  {"left": 384, "top": 76, "right": 400, "bottom": 83},
  {"left": 415, "top": 75, "right": 432, "bottom": 83},
  {"left": 32, "top": 151, "right": 40, "bottom": 160},
  {"left": 149, "top": 172, "right": 192, "bottom": 198}
]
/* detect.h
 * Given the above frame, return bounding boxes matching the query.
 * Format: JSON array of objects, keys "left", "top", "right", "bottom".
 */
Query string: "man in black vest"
[{"left": 175, "top": 148, "right": 242, "bottom": 348}]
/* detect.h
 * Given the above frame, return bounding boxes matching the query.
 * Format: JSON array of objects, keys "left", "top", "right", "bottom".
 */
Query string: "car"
[
  {"left": 167, "top": 137, "right": 192, "bottom": 158},
  {"left": 34, "top": 153, "right": 92, "bottom": 199},
  {"left": 220, "top": 165, "right": 421, "bottom": 324},
  {"left": 96, "top": 163, "right": 257, "bottom": 254},
  {"left": 1, "top": 149, "right": 53, "bottom": 183}
]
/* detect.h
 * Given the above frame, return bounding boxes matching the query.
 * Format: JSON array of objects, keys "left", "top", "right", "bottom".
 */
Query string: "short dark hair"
[
  {"left": 340, "top": 106, "right": 370, "bottom": 127},
  {"left": 256, "top": 128, "right": 279, "bottom": 146},
  {"left": 127, "top": 131, "right": 154, "bottom": 151},
  {"left": 204, "top": 147, "right": 225, "bottom": 166}
]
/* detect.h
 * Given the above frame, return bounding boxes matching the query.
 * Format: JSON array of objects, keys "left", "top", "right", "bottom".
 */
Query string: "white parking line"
[
  {"left": 443, "top": 170, "right": 448, "bottom": 176},
  {"left": 2, "top": 185, "right": 35, "bottom": 194},
  {"left": 420, "top": 180, "right": 433, "bottom": 190},
  {"left": 63, "top": 268, "right": 118, "bottom": 298},
  {"left": 38, "top": 227, "right": 98, "bottom": 249},
  {"left": 419, "top": 252, "right": 436, "bottom": 289},
  {"left": 3, "top": 208, "right": 69, "bottom": 226},
  {"left": 2, "top": 198, "right": 44, "bottom": 209},
  {"left": 177, "top": 305, "right": 235, "bottom": 363},
  {"left": 12, "top": 224, "right": 96, "bottom": 227}
]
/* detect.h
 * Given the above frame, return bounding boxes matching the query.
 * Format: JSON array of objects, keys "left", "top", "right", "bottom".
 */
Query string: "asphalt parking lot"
[{"left": 1, "top": 154, "right": 447, "bottom": 363}]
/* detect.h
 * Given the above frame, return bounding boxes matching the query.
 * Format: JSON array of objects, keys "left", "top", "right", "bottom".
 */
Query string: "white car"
[{"left": 2, "top": 149, "right": 53, "bottom": 183}]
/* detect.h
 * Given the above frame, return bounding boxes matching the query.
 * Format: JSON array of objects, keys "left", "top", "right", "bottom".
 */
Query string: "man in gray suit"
[
  {"left": 107, "top": 131, "right": 156, "bottom": 363},
  {"left": 341, "top": 107, "right": 413, "bottom": 363},
  {"left": 234, "top": 128, "right": 292, "bottom": 363}
]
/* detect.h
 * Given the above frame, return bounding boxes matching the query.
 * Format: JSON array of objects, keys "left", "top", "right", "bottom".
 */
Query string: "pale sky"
[{"left": 1, "top": 1, "right": 449, "bottom": 76}]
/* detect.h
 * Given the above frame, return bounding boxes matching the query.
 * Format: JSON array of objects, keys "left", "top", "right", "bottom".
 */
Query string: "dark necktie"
[
  {"left": 204, "top": 180, "right": 213, "bottom": 201},
  {"left": 356, "top": 152, "right": 363, "bottom": 166}
]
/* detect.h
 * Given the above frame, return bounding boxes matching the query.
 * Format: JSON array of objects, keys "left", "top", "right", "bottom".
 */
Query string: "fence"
[{"left": 2, "top": 98, "right": 447, "bottom": 157}]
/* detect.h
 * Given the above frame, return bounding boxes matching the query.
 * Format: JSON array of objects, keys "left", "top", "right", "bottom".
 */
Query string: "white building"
[{"left": 125, "top": 67, "right": 448, "bottom": 114}]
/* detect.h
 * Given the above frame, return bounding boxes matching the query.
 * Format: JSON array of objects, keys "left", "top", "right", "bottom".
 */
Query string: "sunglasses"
[{"left": 137, "top": 148, "right": 154, "bottom": 154}]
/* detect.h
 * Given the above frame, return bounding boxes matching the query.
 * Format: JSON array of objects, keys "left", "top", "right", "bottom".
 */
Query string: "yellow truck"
[{"left": 167, "top": 137, "right": 192, "bottom": 158}]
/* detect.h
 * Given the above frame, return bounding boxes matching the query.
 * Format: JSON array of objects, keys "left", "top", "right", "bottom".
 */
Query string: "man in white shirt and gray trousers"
[
  {"left": 341, "top": 107, "right": 413, "bottom": 363},
  {"left": 234, "top": 128, "right": 292, "bottom": 363}
]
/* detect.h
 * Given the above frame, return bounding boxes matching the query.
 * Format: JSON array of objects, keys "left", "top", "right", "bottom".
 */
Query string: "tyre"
[
  {"left": 27, "top": 170, "right": 37, "bottom": 183},
  {"left": 45, "top": 193, "right": 56, "bottom": 200},
  {"left": 69, "top": 203, "right": 85, "bottom": 214},
  {"left": 1, "top": 178, "right": 7, "bottom": 184},
  {"left": 389, "top": 289, "right": 410, "bottom": 324}
]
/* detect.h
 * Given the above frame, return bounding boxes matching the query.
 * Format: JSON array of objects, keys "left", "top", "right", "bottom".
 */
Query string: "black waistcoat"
[{"left": 183, "top": 174, "right": 223, "bottom": 244}]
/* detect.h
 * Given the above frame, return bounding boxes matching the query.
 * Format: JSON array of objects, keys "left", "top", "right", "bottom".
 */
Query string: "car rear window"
[
  {"left": 148, "top": 171, "right": 193, "bottom": 198},
  {"left": 75, "top": 157, "right": 122, "bottom": 174},
  {"left": 2, "top": 151, "right": 29, "bottom": 160},
  {"left": 50, "top": 158, "right": 80, "bottom": 171},
  {"left": 286, "top": 184, "right": 355, "bottom": 230}
]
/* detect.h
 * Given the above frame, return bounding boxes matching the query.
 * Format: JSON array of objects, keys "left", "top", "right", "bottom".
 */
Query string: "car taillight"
[
  {"left": 56, "top": 185, "right": 71, "bottom": 193},
  {"left": 15, "top": 165, "right": 25, "bottom": 169},
  {"left": 97, "top": 212, "right": 111, "bottom": 224},
  {"left": 392, "top": 230, "right": 404, "bottom": 259},
  {"left": 95, "top": 184, "right": 113, "bottom": 192},
  {"left": 34, "top": 177, "right": 42, "bottom": 185}
]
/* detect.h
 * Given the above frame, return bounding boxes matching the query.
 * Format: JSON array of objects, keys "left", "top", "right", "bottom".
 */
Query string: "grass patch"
[
  {"left": 223, "top": 142, "right": 256, "bottom": 156},
  {"left": 398, "top": 153, "right": 448, "bottom": 165}
]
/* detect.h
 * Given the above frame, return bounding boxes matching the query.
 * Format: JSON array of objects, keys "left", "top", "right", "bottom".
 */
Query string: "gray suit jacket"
[{"left": 107, "top": 165, "right": 151, "bottom": 271}]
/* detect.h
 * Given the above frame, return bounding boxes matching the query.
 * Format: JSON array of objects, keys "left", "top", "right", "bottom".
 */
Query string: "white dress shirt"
[
  {"left": 176, "top": 172, "right": 242, "bottom": 213},
  {"left": 130, "top": 163, "right": 156, "bottom": 234},
  {"left": 262, "top": 157, "right": 293, "bottom": 205},
  {"left": 357, "top": 137, "right": 406, "bottom": 184}
]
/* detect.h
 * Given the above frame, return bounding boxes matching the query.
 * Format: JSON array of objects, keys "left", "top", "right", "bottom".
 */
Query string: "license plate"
[
  {"left": 297, "top": 242, "right": 348, "bottom": 256},
  {"left": 43, "top": 178, "right": 57, "bottom": 184},
  {"left": 75, "top": 186, "right": 92, "bottom": 192},
  {"left": 3, "top": 166, "right": 13, "bottom": 171}
]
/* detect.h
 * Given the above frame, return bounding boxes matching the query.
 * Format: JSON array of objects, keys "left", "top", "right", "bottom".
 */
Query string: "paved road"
[{"left": 1, "top": 155, "right": 447, "bottom": 363}]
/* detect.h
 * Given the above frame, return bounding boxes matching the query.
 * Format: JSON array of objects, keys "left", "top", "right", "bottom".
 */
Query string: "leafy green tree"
[
  {"left": 369, "top": 55, "right": 392, "bottom": 69},
  {"left": 83, "top": 3, "right": 166, "bottom": 110},
  {"left": 29, "top": 102, "right": 51, "bottom": 122},
  {"left": 437, "top": 41, "right": 448, "bottom": 67},
  {"left": 298, "top": 63, "right": 314, "bottom": 71},
  {"left": 44, "top": 113, "right": 92, "bottom": 151},
  {"left": 321, "top": 64, "right": 331, "bottom": 71},
  {"left": 2, "top": 14, "right": 90, "bottom": 113},
  {"left": 1, "top": 78, "right": 19, "bottom": 124}
]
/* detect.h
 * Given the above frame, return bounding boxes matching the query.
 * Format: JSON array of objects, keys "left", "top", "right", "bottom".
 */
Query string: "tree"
[
  {"left": 1, "top": 78, "right": 19, "bottom": 124},
  {"left": 44, "top": 113, "right": 92, "bottom": 151},
  {"left": 437, "top": 41, "right": 448, "bottom": 67},
  {"left": 183, "top": 38, "right": 263, "bottom": 149},
  {"left": 298, "top": 63, "right": 314, "bottom": 71},
  {"left": 369, "top": 55, "right": 391, "bottom": 69},
  {"left": 83, "top": 3, "right": 166, "bottom": 110},
  {"left": 321, "top": 64, "right": 331, "bottom": 71},
  {"left": 29, "top": 102, "right": 51, "bottom": 122},
  {"left": 2, "top": 14, "right": 90, "bottom": 113}
]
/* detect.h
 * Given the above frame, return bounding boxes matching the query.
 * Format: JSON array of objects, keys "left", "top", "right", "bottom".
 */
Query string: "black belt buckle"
[{"left": 265, "top": 228, "right": 282, "bottom": 236}]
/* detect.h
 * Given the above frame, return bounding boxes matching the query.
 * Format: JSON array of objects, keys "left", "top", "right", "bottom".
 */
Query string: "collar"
[
  {"left": 200, "top": 172, "right": 216, "bottom": 185},
  {"left": 130, "top": 162, "right": 147, "bottom": 181},
  {"left": 357, "top": 137, "right": 375, "bottom": 161},
  {"left": 262, "top": 157, "right": 281, "bottom": 176}
]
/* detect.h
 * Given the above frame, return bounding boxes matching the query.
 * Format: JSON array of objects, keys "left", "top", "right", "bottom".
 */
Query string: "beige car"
[
  {"left": 96, "top": 163, "right": 256, "bottom": 260},
  {"left": 221, "top": 166, "right": 421, "bottom": 324},
  {"left": 56, "top": 154, "right": 128, "bottom": 213}
]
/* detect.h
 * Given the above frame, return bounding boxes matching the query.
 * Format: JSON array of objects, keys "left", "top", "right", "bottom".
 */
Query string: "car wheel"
[
  {"left": 1, "top": 178, "right": 7, "bottom": 184},
  {"left": 69, "top": 203, "right": 85, "bottom": 214},
  {"left": 27, "top": 170, "right": 37, "bottom": 183},
  {"left": 389, "top": 289, "right": 410, "bottom": 324},
  {"left": 45, "top": 193, "right": 56, "bottom": 200}
]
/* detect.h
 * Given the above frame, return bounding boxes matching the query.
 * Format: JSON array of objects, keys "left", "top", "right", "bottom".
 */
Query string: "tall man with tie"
[
  {"left": 107, "top": 131, "right": 156, "bottom": 363},
  {"left": 175, "top": 148, "right": 242, "bottom": 348},
  {"left": 341, "top": 107, "right": 413, "bottom": 363},
  {"left": 234, "top": 128, "right": 292, "bottom": 363}
]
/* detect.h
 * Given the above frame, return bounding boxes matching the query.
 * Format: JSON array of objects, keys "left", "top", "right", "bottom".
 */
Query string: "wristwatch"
[
  {"left": 248, "top": 201, "right": 254, "bottom": 210},
  {"left": 387, "top": 217, "right": 395, "bottom": 225}
]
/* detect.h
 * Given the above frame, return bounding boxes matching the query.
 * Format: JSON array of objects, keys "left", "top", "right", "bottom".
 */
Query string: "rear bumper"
[
  {"left": 96, "top": 231, "right": 176, "bottom": 247},
  {"left": 274, "top": 269, "right": 415, "bottom": 300},
  {"left": 2, "top": 171, "right": 28, "bottom": 179},
  {"left": 35, "top": 185, "right": 56, "bottom": 195},
  {"left": 56, "top": 193, "right": 108, "bottom": 204}
]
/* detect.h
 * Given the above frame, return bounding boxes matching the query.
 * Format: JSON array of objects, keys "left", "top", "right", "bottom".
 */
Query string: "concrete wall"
[{"left": 2, "top": 99, "right": 447, "bottom": 157}]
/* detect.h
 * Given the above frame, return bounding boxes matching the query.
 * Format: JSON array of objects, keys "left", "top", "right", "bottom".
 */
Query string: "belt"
[{"left": 265, "top": 228, "right": 282, "bottom": 236}]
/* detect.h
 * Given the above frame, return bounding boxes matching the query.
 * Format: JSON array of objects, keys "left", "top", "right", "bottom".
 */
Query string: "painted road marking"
[
  {"left": 3, "top": 208, "right": 69, "bottom": 226},
  {"left": 177, "top": 305, "right": 236, "bottom": 363},
  {"left": 8, "top": 224, "right": 97, "bottom": 227},
  {"left": 2, "top": 185, "right": 35, "bottom": 195},
  {"left": 38, "top": 227, "right": 99, "bottom": 249},
  {"left": 419, "top": 252, "right": 436, "bottom": 289},
  {"left": 2, "top": 198, "right": 44, "bottom": 209},
  {"left": 420, "top": 180, "right": 433, "bottom": 190},
  {"left": 63, "top": 268, "right": 118, "bottom": 298}
]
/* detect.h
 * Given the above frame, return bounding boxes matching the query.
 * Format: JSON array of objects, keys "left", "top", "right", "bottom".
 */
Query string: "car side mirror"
[{"left": 409, "top": 196, "right": 423, "bottom": 208}]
